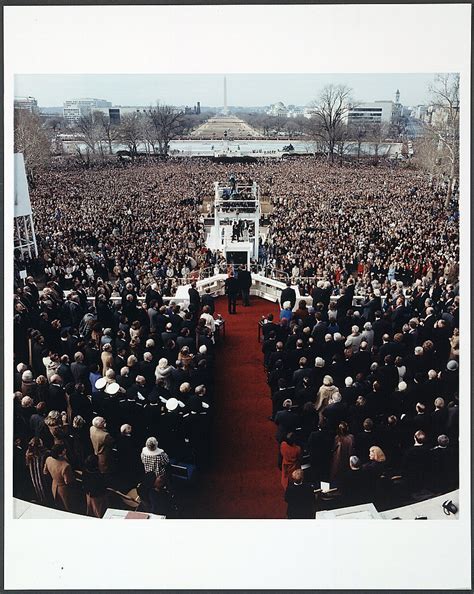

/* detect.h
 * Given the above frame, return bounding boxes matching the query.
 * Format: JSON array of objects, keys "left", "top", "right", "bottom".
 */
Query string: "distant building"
[
  {"left": 423, "top": 104, "right": 455, "bottom": 127},
  {"left": 63, "top": 98, "right": 112, "bottom": 125},
  {"left": 14, "top": 96, "right": 39, "bottom": 114},
  {"left": 267, "top": 101, "right": 288, "bottom": 117},
  {"left": 287, "top": 106, "right": 304, "bottom": 118},
  {"left": 413, "top": 105, "right": 428, "bottom": 120},
  {"left": 86, "top": 105, "right": 151, "bottom": 126},
  {"left": 347, "top": 101, "right": 394, "bottom": 126}
]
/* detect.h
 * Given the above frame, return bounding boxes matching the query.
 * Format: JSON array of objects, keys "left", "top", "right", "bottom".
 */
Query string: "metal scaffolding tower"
[{"left": 14, "top": 153, "right": 38, "bottom": 258}]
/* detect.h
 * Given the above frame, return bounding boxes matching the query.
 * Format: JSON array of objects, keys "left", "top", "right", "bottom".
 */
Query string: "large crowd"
[
  {"left": 265, "top": 276, "right": 459, "bottom": 517},
  {"left": 13, "top": 155, "right": 459, "bottom": 518},
  {"left": 14, "top": 274, "right": 219, "bottom": 517}
]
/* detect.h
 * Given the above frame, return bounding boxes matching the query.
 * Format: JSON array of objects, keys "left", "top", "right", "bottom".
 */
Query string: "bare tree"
[
  {"left": 424, "top": 73, "right": 460, "bottom": 205},
  {"left": 148, "top": 103, "right": 185, "bottom": 156},
  {"left": 334, "top": 121, "right": 353, "bottom": 165},
  {"left": 309, "top": 84, "right": 353, "bottom": 163},
  {"left": 286, "top": 116, "right": 307, "bottom": 138},
  {"left": 271, "top": 115, "right": 288, "bottom": 137},
  {"left": 347, "top": 123, "right": 368, "bottom": 160},
  {"left": 367, "top": 122, "right": 391, "bottom": 163},
  {"left": 141, "top": 115, "right": 159, "bottom": 155},
  {"left": 179, "top": 113, "right": 209, "bottom": 137},
  {"left": 240, "top": 113, "right": 272, "bottom": 137},
  {"left": 77, "top": 113, "right": 100, "bottom": 154},
  {"left": 14, "top": 109, "right": 51, "bottom": 184},
  {"left": 73, "top": 145, "right": 93, "bottom": 168},
  {"left": 413, "top": 134, "right": 445, "bottom": 185},
  {"left": 93, "top": 110, "right": 119, "bottom": 156},
  {"left": 119, "top": 112, "right": 143, "bottom": 158}
]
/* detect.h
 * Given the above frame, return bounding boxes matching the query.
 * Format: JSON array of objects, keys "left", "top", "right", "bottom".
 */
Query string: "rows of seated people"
[
  {"left": 262, "top": 278, "right": 459, "bottom": 515},
  {"left": 13, "top": 276, "right": 219, "bottom": 518}
]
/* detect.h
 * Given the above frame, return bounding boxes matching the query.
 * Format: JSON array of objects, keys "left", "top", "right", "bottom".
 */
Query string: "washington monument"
[{"left": 223, "top": 75, "right": 229, "bottom": 116}]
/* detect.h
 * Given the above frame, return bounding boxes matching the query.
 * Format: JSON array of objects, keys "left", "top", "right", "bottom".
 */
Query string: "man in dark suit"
[
  {"left": 355, "top": 418, "right": 379, "bottom": 463},
  {"left": 292, "top": 357, "right": 312, "bottom": 390},
  {"left": 224, "top": 272, "right": 239, "bottom": 314},
  {"left": 145, "top": 283, "right": 163, "bottom": 309},
  {"left": 237, "top": 265, "right": 252, "bottom": 306},
  {"left": 126, "top": 375, "right": 150, "bottom": 403},
  {"left": 261, "top": 313, "right": 280, "bottom": 341},
  {"left": 430, "top": 434, "right": 458, "bottom": 492},
  {"left": 71, "top": 351, "right": 90, "bottom": 390},
  {"left": 311, "top": 313, "right": 328, "bottom": 345},
  {"left": 285, "top": 469, "right": 315, "bottom": 519},
  {"left": 201, "top": 288, "right": 216, "bottom": 315},
  {"left": 339, "top": 456, "right": 373, "bottom": 506},
  {"left": 271, "top": 380, "right": 294, "bottom": 420},
  {"left": 337, "top": 279, "right": 355, "bottom": 316},
  {"left": 401, "top": 430, "right": 431, "bottom": 491},
  {"left": 188, "top": 282, "right": 201, "bottom": 320},
  {"left": 322, "top": 392, "right": 348, "bottom": 431},
  {"left": 47, "top": 374, "right": 67, "bottom": 412},
  {"left": 268, "top": 342, "right": 288, "bottom": 372},
  {"left": 57, "top": 354, "right": 74, "bottom": 385},
  {"left": 307, "top": 420, "right": 334, "bottom": 484},
  {"left": 280, "top": 280, "right": 296, "bottom": 310},
  {"left": 274, "top": 399, "right": 300, "bottom": 443},
  {"left": 115, "top": 423, "right": 143, "bottom": 490},
  {"left": 373, "top": 312, "right": 392, "bottom": 347},
  {"left": 138, "top": 352, "right": 156, "bottom": 387}
]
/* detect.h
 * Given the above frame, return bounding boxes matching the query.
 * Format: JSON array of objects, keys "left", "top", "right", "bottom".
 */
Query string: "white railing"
[{"left": 62, "top": 275, "right": 370, "bottom": 310}]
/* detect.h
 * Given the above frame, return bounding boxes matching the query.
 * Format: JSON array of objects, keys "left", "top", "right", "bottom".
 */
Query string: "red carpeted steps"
[{"left": 190, "top": 295, "right": 287, "bottom": 519}]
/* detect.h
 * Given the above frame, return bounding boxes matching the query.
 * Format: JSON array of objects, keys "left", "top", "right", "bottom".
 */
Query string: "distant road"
[{"left": 406, "top": 117, "right": 425, "bottom": 139}]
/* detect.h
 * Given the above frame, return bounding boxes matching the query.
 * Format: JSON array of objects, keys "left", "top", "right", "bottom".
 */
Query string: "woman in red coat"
[{"left": 280, "top": 432, "right": 302, "bottom": 489}]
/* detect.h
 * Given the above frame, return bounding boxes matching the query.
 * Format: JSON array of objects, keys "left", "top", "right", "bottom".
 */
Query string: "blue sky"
[{"left": 15, "top": 73, "right": 440, "bottom": 108}]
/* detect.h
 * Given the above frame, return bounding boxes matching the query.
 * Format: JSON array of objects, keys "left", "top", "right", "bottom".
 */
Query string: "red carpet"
[{"left": 191, "top": 295, "right": 287, "bottom": 518}]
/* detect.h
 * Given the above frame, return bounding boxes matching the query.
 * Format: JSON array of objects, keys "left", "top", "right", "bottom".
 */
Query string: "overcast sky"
[{"left": 15, "top": 73, "right": 440, "bottom": 108}]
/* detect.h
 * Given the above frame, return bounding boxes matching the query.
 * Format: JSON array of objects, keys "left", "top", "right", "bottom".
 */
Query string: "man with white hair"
[
  {"left": 409, "top": 345, "right": 428, "bottom": 376},
  {"left": 138, "top": 352, "right": 156, "bottom": 386},
  {"left": 90, "top": 416, "right": 115, "bottom": 474},
  {"left": 47, "top": 374, "right": 67, "bottom": 413},
  {"left": 116, "top": 423, "right": 141, "bottom": 489},
  {"left": 117, "top": 366, "right": 132, "bottom": 391},
  {"left": 341, "top": 376, "right": 357, "bottom": 406},
  {"left": 71, "top": 351, "right": 89, "bottom": 388},
  {"left": 431, "top": 397, "right": 448, "bottom": 438},
  {"left": 361, "top": 322, "right": 374, "bottom": 350},
  {"left": 186, "top": 385, "right": 210, "bottom": 413},
  {"left": 126, "top": 375, "right": 149, "bottom": 400},
  {"left": 430, "top": 434, "right": 457, "bottom": 492},
  {"left": 15, "top": 363, "right": 28, "bottom": 392},
  {"left": 311, "top": 280, "right": 331, "bottom": 311},
  {"left": 322, "top": 392, "right": 347, "bottom": 430},
  {"left": 345, "top": 325, "right": 362, "bottom": 353},
  {"left": 421, "top": 306, "right": 436, "bottom": 341},
  {"left": 20, "top": 369, "right": 36, "bottom": 399}
]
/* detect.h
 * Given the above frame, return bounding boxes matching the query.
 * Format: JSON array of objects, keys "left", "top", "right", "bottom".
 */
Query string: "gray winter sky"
[{"left": 14, "top": 73, "right": 440, "bottom": 108}]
